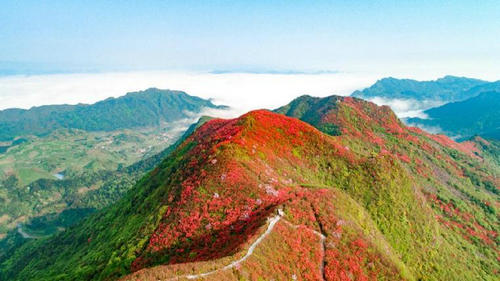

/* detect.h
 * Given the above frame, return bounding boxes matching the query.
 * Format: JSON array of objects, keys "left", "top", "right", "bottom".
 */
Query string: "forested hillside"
[
  {"left": 0, "top": 88, "right": 225, "bottom": 141},
  {"left": 407, "top": 91, "right": 500, "bottom": 140},
  {"left": 2, "top": 96, "right": 497, "bottom": 281}
]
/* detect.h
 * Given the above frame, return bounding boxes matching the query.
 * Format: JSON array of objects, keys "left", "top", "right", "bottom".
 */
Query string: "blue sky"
[{"left": 1, "top": 0, "right": 499, "bottom": 75}]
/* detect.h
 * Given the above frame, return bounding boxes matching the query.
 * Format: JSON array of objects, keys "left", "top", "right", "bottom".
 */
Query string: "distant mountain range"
[
  {"left": 352, "top": 76, "right": 500, "bottom": 140},
  {"left": 0, "top": 88, "right": 226, "bottom": 141},
  {"left": 407, "top": 91, "right": 500, "bottom": 140},
  {"left": 0, "top": 77, "right": 498, "bottom": 281},
  {"left": 352, "top": 75, "right": 498, "bottom": 102}
]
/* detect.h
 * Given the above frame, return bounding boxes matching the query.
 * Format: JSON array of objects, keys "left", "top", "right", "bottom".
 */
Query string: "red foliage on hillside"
[
  {"left": 426, "top": 193, "right": 498, "bottom": 247},
  {"left": 128, "top": 101, "right": 498, "bottom": 280}
]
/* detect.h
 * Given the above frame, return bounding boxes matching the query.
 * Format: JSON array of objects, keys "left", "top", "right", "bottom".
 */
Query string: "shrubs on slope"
[{"left": 1, "top": 97, "right": 498, "bottom": 281}]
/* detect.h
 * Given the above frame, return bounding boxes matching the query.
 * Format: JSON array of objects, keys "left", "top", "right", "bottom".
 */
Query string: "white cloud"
[
  {"left": 405, "top": 122, "right": 444, "bottom": 135},
  {"left": 166, "top": 107, "right": 243, "bottom": 135},
  {"left": 3, "top": 70, "right": 479, "bottom": 121},
  {"left": 0, "top": 71, "right": 380, "bottom": 117},
  {"left": 367, "top": 97, "right": 445, "bottom": 118}
]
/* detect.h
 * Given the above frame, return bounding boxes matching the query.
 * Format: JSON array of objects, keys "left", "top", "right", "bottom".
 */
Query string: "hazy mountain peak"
[{"left": 352, "top": 75, "right": 492, "bottom": 103}]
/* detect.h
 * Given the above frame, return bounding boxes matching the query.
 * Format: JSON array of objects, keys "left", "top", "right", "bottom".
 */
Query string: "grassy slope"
[{"left": 1, "top": 98, "right": 498, "bottom": 281}]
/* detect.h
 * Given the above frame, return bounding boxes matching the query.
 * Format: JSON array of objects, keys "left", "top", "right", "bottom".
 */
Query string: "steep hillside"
[
  {"left": 352, "top": 75, "right": 488, "bottom": 101},
  {"left": 122, "top": 116, "right": 214, "bottom": 174},
  {"left": 0, "top": 88, "right": 225, "bottom": 141},
  {"left": 1, "top": 97, "right": 498, "bottom": 281},
  {"left": 0, "top": 117, "right": 211, "bottom": 253},
  {"left": 406, "top": 91, "right": 500, "bottom": 140},
  {"left": 471, "top": 137, "right": 500, "bottom": 166}
]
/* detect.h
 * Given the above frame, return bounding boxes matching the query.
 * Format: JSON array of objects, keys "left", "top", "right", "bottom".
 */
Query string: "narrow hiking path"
[
  {"left": 17, "top": 223, "right": 36, "bottom": 239},
  {"left": 281, "top": 219, "right": 326, "bottom": 281},
  {"left": 157, "top": 208, "right": 327, "bottom": 281},
  {"left": 163, "top": 212, "right": 282, "bottom": 281}
]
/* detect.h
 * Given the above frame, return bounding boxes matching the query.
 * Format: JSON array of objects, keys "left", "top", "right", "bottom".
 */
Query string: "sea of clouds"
[
  {"left": 366, "top": 97, "right": 446, "bottom": 119},
  {"left": 0, "top": 71, "right": 466, "bottom": 121},
  {"left": 0, "top": 71, "right": 378, "bottom": 114}
]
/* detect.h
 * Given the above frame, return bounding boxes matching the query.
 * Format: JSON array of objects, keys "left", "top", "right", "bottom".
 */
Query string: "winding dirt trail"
[
  {"left": 281, "top": 219, "right": 326, "bottom": 280},
  {"left": 164, "top": 212, "right": 282, "bottom": 281},
  {"left": 158, "top": 209, "right": 327, "bottom": 281},
  {"left": 17, "top": 223, "right": 36, "bottom": 239}
]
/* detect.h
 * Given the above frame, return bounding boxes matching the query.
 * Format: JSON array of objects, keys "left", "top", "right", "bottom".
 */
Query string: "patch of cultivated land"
[
  {"left": 0, "top": 127, "right": 178, "bottom": 185},
  {"left": 0, "top": 126, "right": 182, "bottom": 236}
]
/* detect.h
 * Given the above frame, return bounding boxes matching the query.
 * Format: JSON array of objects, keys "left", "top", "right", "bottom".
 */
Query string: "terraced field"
[
  {"left": 0, "top": 125, "right": 187, "bottom": 236},
  {"left": 0, "top": 127, "right": 180, "bottom": 185}
]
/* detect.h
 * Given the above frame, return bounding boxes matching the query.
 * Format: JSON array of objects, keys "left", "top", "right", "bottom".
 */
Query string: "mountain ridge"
[
  {"left": 352, "top": 75, "right": 492, "bottom": 102},
  {"left": 407, "top": 91, "right": 500, "bottom": 140},
  {"left": 0, "top": 88, "right": 226, "bottom": 141},
  {"left": 1, "top": 95, "right": 498, "bottom": 281}
]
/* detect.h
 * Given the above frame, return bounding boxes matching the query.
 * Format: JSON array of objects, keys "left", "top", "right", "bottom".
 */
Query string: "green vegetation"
[
  {"left": 274, "top": 95, "right": 342, "bottom": 136},
  {"left": 0, "top": 96, "right": 497, "bottom": 281},
  {"left": 352, "top": 75, "right": 491, "bottom": 101},
  {"left": 0, "top": 101, "right": 227, "bottom": 267},
  {"left": 407, "top": 91, "right": 500, "bottom": 140},
  {"left": 0, "top": 127, "right": 177, "bottom": 235},
  {"left": 0, "top": 88, "right": 226, "bottom": 241},
  {"left": 472, "top": 137, "right": 500, "bottom": 166},
  {"left": 0, "top": 88, "right": 225, "bottom": 141},
  {"left": 0, "top": 117, "right": 211, "bottom": 251},
  {"left": 0, "top": 128, "right": 176, "bottom": 185}
]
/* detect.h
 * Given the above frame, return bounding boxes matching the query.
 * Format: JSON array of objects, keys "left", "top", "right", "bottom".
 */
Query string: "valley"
[
  {"left": 0, "top": 89, "right": 226, "bottom": 240},
  {"left": 0, "top": 126, "right": 180, "bottom": 237},
  {"left": 3, "top": 2, "right": 499, "bottom": 280},
  {"left": 0, "top": 127, "right": 177, "bottom": 185},
  {"left": 0, "top": 81, "right": 498, "bottom": 281},
  {"left": 1, "top": 96, "right": 497, "bottom": 281}
]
